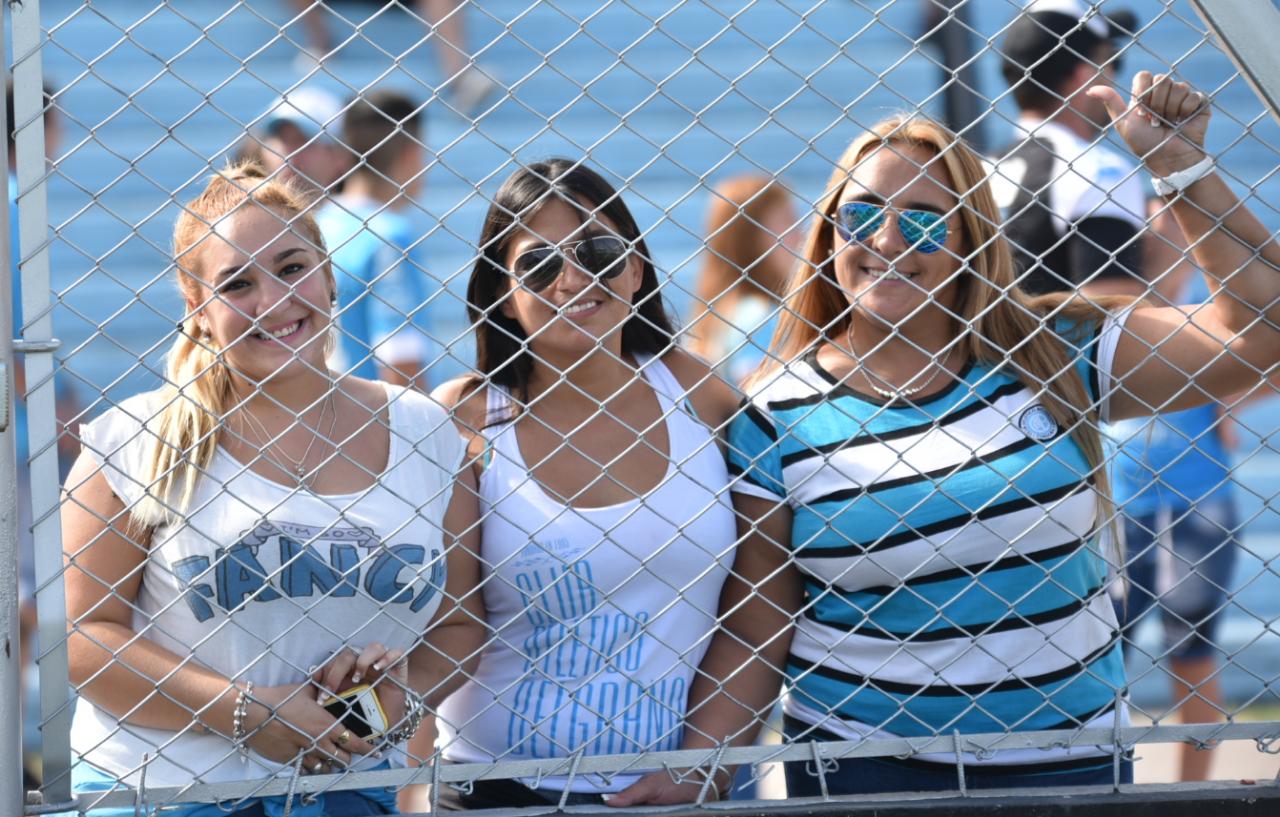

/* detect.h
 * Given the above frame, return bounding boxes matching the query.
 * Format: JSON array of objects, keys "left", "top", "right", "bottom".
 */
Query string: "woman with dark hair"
[{"left": 432, "top": 159, "right": 757, "bottom": 808}]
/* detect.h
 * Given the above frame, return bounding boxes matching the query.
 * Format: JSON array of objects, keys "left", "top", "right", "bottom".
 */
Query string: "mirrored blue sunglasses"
[{"left": 835, "top": 201, "right": 949, "bottom": 255}]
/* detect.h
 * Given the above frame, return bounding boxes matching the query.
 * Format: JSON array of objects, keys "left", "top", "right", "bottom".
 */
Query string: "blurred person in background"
[
  {"left": 60, "top": 163, "right": 483, "bottom": 815},
  {"left": 317, "top": 89, "right": 436, "bottom": 387},
  {"left": 235, "top": 86, "right": 350, "bottom": 201},
  {"left": 721, "top": 72, "right": 1280, "bottom": 795},
  {"left": 289, "top": 0, "right": 498, "bottom": 115},
  {"left": 685, "top": 175, "right": 799, "bottom": 387},
  {"left": 1109, "top": 198, "right": 1241, "bottom": 781},
  {"left": 991, "top": 0, "right": 1145, "bottom": 297},
  {"left": 432, "top": 159, "right": 757, "bottom": 808}
]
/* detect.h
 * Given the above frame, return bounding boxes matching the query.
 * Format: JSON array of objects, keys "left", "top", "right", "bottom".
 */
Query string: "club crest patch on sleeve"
[{"left": 1017, "top": 405, "right": 1060, "bottom": 441}]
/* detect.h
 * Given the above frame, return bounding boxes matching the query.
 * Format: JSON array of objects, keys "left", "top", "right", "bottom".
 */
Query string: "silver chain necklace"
[
  {"left": 237, "top": 392, "right": 338, "bottom": 484},
  {"left": 846, "top": 325, "right": 955, "bottom": 401}
]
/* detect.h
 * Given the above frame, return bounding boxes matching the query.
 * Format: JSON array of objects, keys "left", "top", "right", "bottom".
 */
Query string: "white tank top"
[
  {"left": 439, "top": 356, "right": 736, "bottom": 793},
  {"left": 72, "top": 384, "right": 463, "bottom": 788}
]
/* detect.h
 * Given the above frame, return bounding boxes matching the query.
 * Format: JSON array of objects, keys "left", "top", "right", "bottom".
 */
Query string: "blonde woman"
[
  {"left": 718, "top": 75, "right": 1280, "bottom": 794},
  {"left": 685, "top": 175, "right": 799, "bottom": 385},
  {"left": 62, "top": 164, "right": 483, "bottom": 815}
]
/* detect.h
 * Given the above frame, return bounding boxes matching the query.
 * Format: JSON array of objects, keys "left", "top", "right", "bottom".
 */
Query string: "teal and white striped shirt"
[{"left": 727, "top": 317, "right": 1128, "bottom": 765}]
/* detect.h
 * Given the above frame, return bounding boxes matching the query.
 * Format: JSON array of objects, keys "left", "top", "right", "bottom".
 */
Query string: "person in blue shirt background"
[
  {"left": 317, "top": 89, "right": 437, "bottom": 387},
  {"left": 1110, "top": 199, "right": 1241, "bottom": 781}
]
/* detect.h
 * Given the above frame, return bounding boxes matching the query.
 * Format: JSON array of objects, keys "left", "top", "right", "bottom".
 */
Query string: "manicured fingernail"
[
  {"left": 373, "top": 750, "right": 383, "bottom": 759},
  {"left": 372, "top": 662, "right": 383, "bottom": 672},
  {"left": 352, "top": 673, "right": 362, "bottom": 684},
  {"left": 317, "top": 692, "right": 326, "bottom": 704},
  {"left": 601, "top": 794, "right": 616, "bottom": 802}
]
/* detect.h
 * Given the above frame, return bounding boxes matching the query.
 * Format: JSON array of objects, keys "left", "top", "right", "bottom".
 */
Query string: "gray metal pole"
[
  {"left": 929, "top": 0, "right": 987, "bottom": 150},
  {"left": 1190, "top": 0, "right": 1280, "bottom": 126},
  {"left": 11, "top": 0, "right": 72, "bottom": 806},
  {"left": 0, "top": 1, "right": 24, "bottom": 812}
]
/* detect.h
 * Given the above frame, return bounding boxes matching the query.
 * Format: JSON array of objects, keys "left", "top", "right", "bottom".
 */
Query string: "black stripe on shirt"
[
  {"left": 787, "top": 635, "right": 1119, "bottom": 698},
  {"left": 810, "top": 435, "right": 1043, "bottom": 507},
  {"left": 801, "top": 480, "right": 1092, "bottom": 559},
  {"left": 740, "top": 399, "right": 778, "bottom": 441},
  {"left": 768, "top": 357, "right": 977, "bottom": 413},
  {"left": 804, "top": 581, "right": 1107, "bottom": 642},
  {"left": 838, "top": 538, "right": 1086, "bottom": 598},
  {"left": 777, "top": 380, "right": 1029, "bottom": 469}
]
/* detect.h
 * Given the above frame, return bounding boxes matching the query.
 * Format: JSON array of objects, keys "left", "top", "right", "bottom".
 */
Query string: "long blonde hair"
[
  {"left": 133, "top": 162, "right": 329, "bottom": 527},
  {"left": 761, "top": 115, "right": 1118, "bottom": 526}
]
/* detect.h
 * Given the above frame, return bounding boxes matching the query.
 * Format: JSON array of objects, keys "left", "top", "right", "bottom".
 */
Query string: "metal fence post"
[
  {"left": 0, "top": 2, "right": 22, "bottom": 812},
  {"left": 1190, "top": 0, "right": 1280, "bottom": 125},
  {"left": 930, "top": 0, "right": 986, "bottom": 150},
  {"left": 11, "top": 0, "right": 72, "bottom": 805}
]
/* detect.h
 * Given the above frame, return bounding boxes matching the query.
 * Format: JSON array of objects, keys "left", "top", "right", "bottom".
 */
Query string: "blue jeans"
[
  {"left": 64, "top": 760, "right": 398, "bottom": 816},
  {"left": 782, "top": 717, "right": 1133, "bottom": 797},
  {"left": 1116, "top": 499, "right": 1238, "bottom": 660}
]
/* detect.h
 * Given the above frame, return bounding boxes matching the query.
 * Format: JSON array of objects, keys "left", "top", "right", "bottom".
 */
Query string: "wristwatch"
[{"left": 1151, "top": 155, "right": 1214, "bottom": 196}]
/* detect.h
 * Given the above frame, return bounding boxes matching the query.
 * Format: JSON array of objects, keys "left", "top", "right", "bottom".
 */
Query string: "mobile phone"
[{"left": 321, "top": 684, "right": 389, "bottom": 740}]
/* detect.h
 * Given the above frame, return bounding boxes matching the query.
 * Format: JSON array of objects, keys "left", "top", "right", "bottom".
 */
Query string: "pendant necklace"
[
  {"left": 846, "top": 324, "right": 955, "bottom": 401},
  {"left": 238, "top": 392, "right": 338, "bottom": 484}
]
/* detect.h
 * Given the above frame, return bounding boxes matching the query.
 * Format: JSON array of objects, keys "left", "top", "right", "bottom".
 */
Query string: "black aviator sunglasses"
[{"left": 509, "top": 235, "right": 630, "bottom": 292}]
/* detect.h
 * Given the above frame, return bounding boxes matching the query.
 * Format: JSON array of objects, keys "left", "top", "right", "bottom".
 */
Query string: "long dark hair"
[{"left": 466, "top": 158, "right": 676, "bottom": 400}]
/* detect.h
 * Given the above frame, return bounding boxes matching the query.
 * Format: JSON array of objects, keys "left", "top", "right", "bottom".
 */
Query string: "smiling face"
[
  {"left": 832, "top": 143, "right": 966, "bottom": 331},
  {"left": 498, "top": 196, "right": 643, "bottom": 363},
  {"left": 186, "top": 203, "right": 333, "bottom": 383}
]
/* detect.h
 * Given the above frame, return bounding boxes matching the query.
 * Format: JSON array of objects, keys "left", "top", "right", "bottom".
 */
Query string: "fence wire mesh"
[{"left": 7, "top": 0, "right": 1280, "bottom": 814}]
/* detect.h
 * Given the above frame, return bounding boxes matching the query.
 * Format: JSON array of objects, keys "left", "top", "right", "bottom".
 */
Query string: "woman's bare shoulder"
[
  {"left": 659, "top": 347, "right": 740, "bottom": 428},
  {"left": 430, "top": 376, "right": 490, "bottom": 433}
]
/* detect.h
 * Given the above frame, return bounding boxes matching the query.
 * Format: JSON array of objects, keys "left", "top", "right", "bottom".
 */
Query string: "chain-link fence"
[{"left": 6, "top": 0, "right": 1280, "bottom": 814}]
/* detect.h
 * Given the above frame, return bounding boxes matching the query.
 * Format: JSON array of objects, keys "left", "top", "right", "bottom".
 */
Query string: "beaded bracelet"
[{"left": 232, "top": 681, "right": 254, "bottom": 759}]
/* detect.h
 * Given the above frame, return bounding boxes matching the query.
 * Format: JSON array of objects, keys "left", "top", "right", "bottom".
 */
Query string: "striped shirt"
[{"left": 727, "top": 317, "right": 1127, "bottom": 764}]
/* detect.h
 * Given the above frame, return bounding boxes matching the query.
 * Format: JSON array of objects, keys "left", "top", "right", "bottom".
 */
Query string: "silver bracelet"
[
  {"left": 232, "top": 681, "right": 254, "bottom": 759},
  {"left": 384, "top": 691, "right": 426, "bottom": 744}
]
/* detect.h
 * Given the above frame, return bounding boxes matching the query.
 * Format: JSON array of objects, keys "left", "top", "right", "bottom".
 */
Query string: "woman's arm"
[
  {"left": 608, "top": 493, "right": 800, "bottom": 806},
  {"left": 64, "top": 449, "right": 374, "bottom": 765},
  {"left": 1087, "top": 73, "right": 1280, "bottom": 420},
  {"left": 411, "top": 464, "right": 486, "bottom": 709},
  {"left": 64, "top": 450, "right": 240, "bottom": 733}
]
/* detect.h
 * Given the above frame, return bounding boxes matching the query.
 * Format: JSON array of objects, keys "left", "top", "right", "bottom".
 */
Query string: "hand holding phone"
[
  {"left": 313, "top": 643, "right": 411, "bottom": 741},
  {"left": 320, "top": 684, "right": 389, "bottom": 740}
]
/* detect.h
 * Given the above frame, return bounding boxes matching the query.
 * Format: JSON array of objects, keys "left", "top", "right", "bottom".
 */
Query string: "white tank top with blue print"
[{"left": 438, "top": 355, "right": 736, "bottom": 793}]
